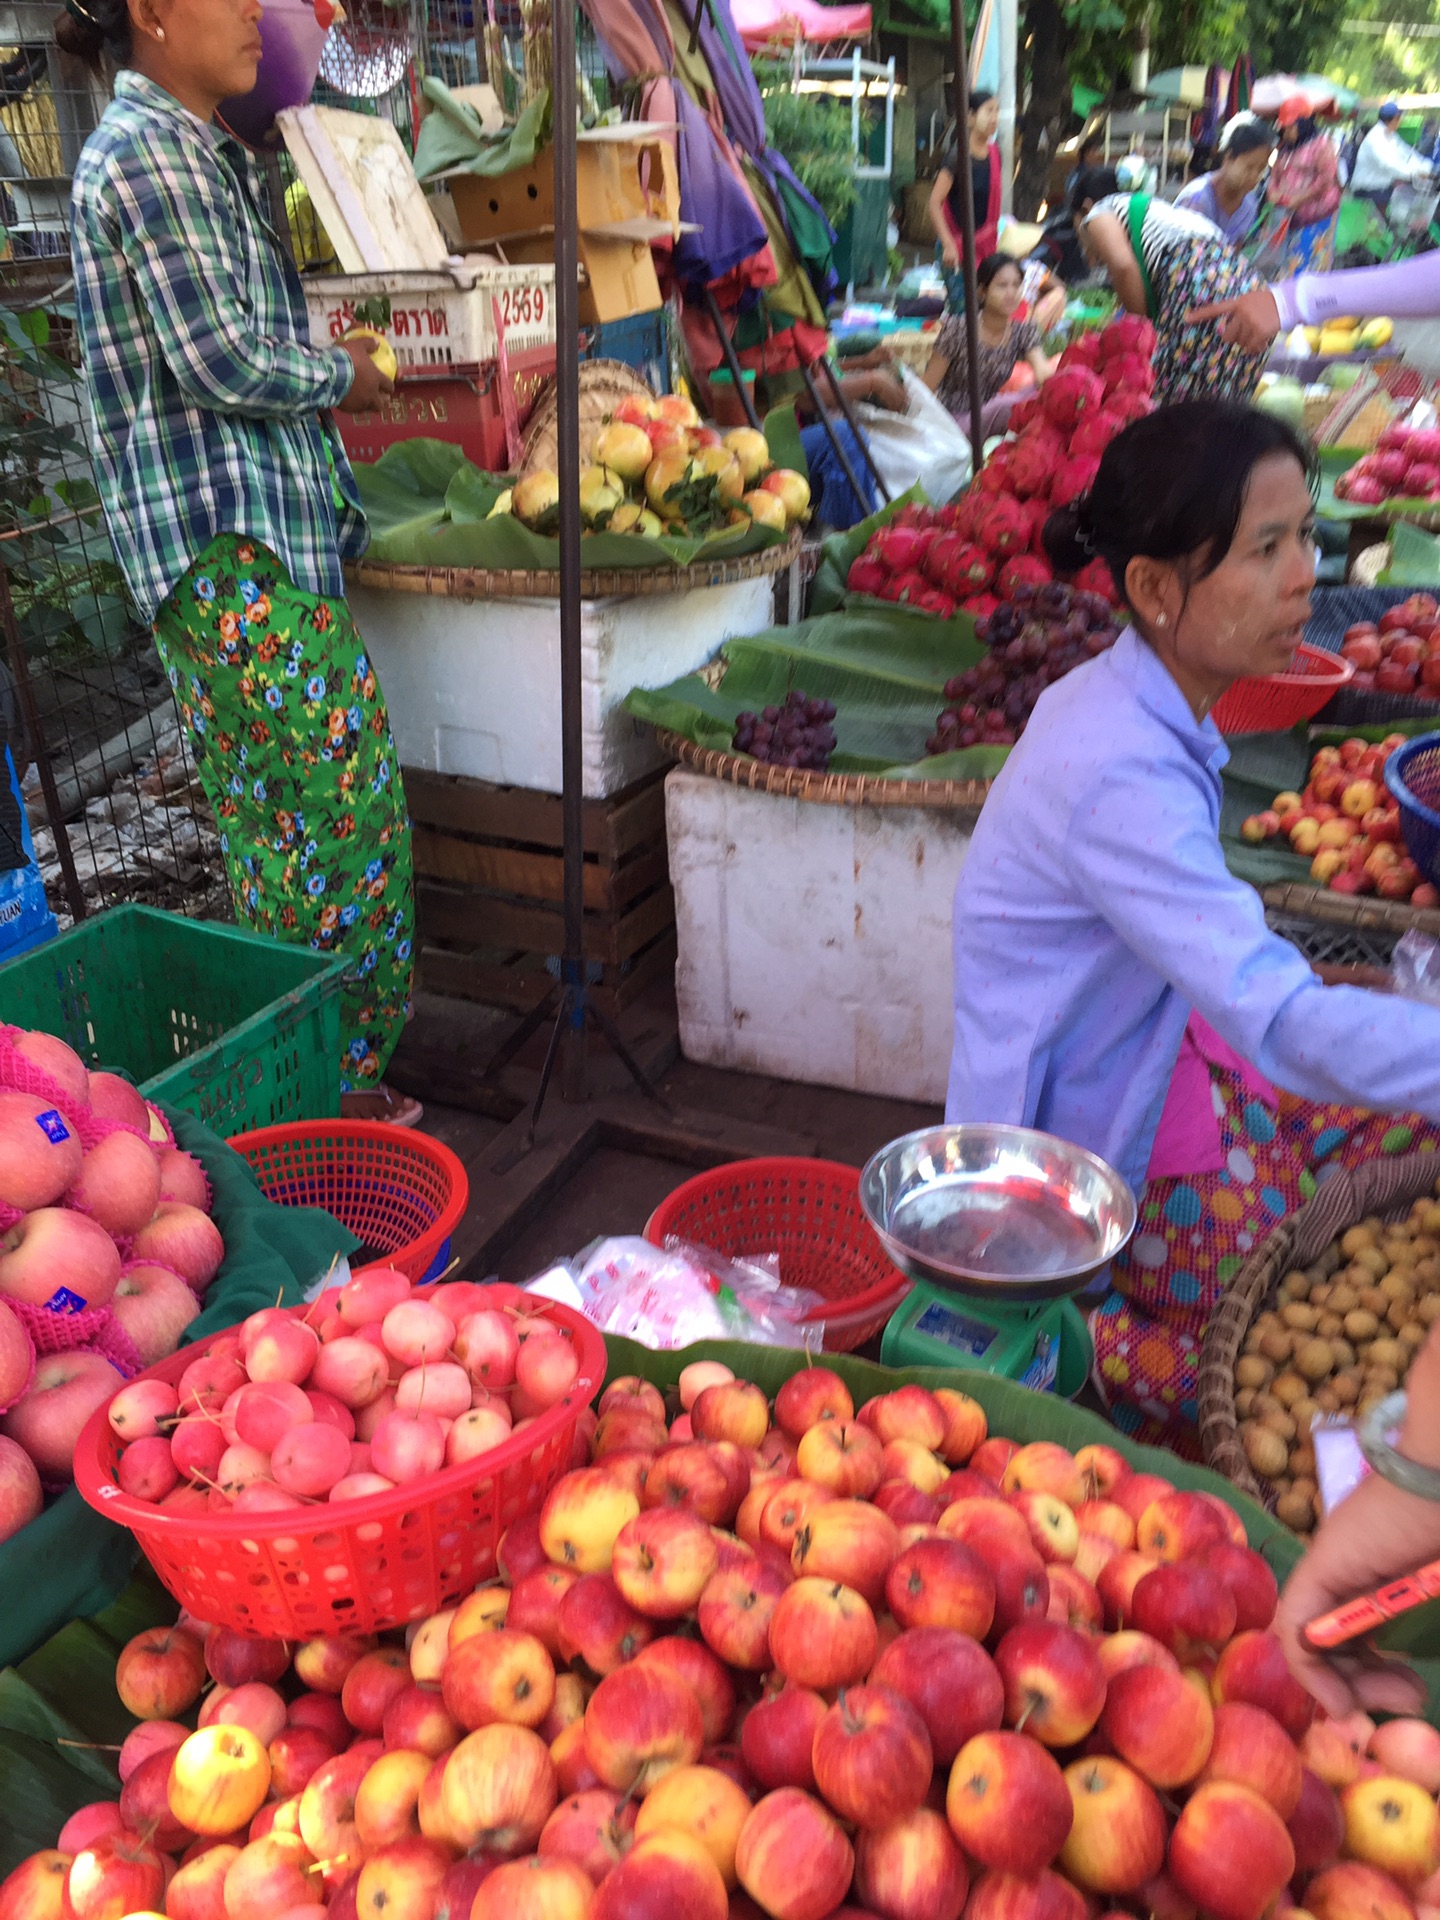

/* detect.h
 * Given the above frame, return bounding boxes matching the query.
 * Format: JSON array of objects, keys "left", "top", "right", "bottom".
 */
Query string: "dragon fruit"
[
  {"left": 881, "top": 568, "right": 930, "bottom": 604},
  {"left": 954, "top": 541, "right": 995, "bottom": 591},
  {"left": 961, "top": 592, "right": 1000, "bottom": 624},
  {"left": 1101, "top": 314, "right": 1157, "bottom": 361},
  {"left": 871, "top": 524, "right": 931, "bottom": 572},
  {"left": 1074, "top": 557, "right": 1118, "bottom": 602},
  {"left": 1009, "top": 426, "right": 1067, "bottom": 498},
  {"left": 1337, "top": 473, "right": 1387, "bottom": 506},
  {"left": 1068, "top": 411, "right": 1120, "bottom": 460},
  {"left": 1020, "top": 499, "right": 1050, "bottom": 552},
  {"left": 1059, "top": 331, "right": 1103, "bottom": 370},
  {"left": 847, "top": 554, "right": 887, "bottom": 597},
  {"left": 1102, "top": 353, "right": 1154, "bottom": 399},
  {"left": 998, "top": 554, "right": 1053, "bottom": 598},
  {"left": 1009, "top": 396, "right": 1042, "bottom": 432},
  {"left": 1407, "top": 430, "right": 1440, "bottom": 466},
  {"left": 1379, "top": 422, "right": 1413, "bottom": 452},
  {"left": 913, "top": 587, "right": 958, "bottom": 619},
  {"left": 1105, "top": 388, "right": 1154, "bottom": 427},
  {"left": 1406, "top": 462, "right": 1440, "bottom": 498},
  {"left": 1050, "top": 454, "right": 1102, "bottom": 508},
  {"left": 1366, "top": 450, "right": 1411, "bottom": 489},
  {"left": 974, "top": 493, "right": 1031, "bottom": 557},
  {"left": 1041, "top": 366, "right": 1106, "bottom": 431},
  {"left": 949, "top": 493, "right": 982, "bottom": 538}
]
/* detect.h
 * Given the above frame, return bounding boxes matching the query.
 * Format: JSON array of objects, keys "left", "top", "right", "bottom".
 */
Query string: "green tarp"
[{"left": 412, "top": 83, "right": 552, "bottom": 183}]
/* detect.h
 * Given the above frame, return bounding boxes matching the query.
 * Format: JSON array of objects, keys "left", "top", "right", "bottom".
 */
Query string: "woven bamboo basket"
[
  {"left": 1197, "top": 1151, "right": 1440, "bottom": 1509},
  {"left": 349, "top": 533, "right": 801, "bottom": 603},
  {"left": 1262, "top": 880, "right": 1440, "bottom": 969},
  {"left": 656, "top": 728, "right": 995, "bottom": 813}
]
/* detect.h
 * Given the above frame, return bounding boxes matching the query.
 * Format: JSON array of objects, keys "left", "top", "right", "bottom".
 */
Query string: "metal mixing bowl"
[{"left": 859, "top": 1124, "right": 1137, "bottom": 1302}]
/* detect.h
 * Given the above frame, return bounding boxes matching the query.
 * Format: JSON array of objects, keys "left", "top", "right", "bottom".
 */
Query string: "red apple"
[
  {"left": 853, "top": 1805, "right": 969, "bottom": 1920},
  {"left": 790, "top": 1498, "right": 899, "bottom": 1608},
  {"left": 62, "top": 1834, "right": 165, "bottom": 1920},
  {"left": 1135, "top": 1492, "right": 1228, "bottom": 1562},
  {"left": 811, "top": 1683, "right": 933, "bottom": 1828},
  {"left": 1307, "top": 1862, "right": 1417, "bottom": 1920},
  {"left": 1192, "top": 1542, "right": 1278, "bottom": 1632},
  {"left": 583, "top": 1659, "right": 704, "bottom": 1793},
  {"left": 995, "top": 1621, "right": 1106, "bottom": 1746},
  {"left": 1290, "top": 1766, "right": 1345, "bottom": 1876},
  {"left": 735, "top": 1788, "right": 855, "bottom": 1920},
  {"left": 885, "top": 1537, "right": 995, "bottom": 1637},
  {"left": 1100, "top": 1662, "right": 1214, "bottom": 1789},
  {"left": 966, "top": 1870, "right": 1088, "bottom": 1920},
  {"left": 741, "top": 1680, "right": 827, "bottom": 1792},
  {"left": 768, "top": 1576, "right": 877, "bottom": 1690},
  {"left": 1212, "top": 1630, "right": 1315, "bottom": 1739},
  {"left": 1059, "top": 1757, "right": 1167, "bottom": 1895},
  {"left": 698, "top": 1556, "right": 787, "bottom": 1671},
  {"left": 1131, "top": 1561, "right": 1236, "bottom": 1660},
  {"left": 115, "top": 1626, "right": 207, "bottom": 1720},
  {"left": 537, "top": 1787, "right": 635, "bottom": 1885},
  {"left": 945, "top": 1731, "right": 1073, "bottom": 1875},
  {"left": 1199, "top": 1701, "right": 1303, "bottom": 1817},
  {"left": 1167, "top": 1780, "right": 1296, "bottom": 1920},
  {"left": 775, "top": 1366, "right": 855, "bottom": 1439},
  {"left": 633, "top": 1635, "right": 735, "bottom": 1746},
  {"left": 1, "top": 1350, "right": 125, "bottom": 1480}
]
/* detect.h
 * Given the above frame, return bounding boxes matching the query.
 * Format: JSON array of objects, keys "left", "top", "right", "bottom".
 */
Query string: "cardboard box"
[
  {"left": 506, "top": 233, "right": 663, "bottom": 328},
  {"left": 445, "top": 127, "right": 680, "bottom": 246}
]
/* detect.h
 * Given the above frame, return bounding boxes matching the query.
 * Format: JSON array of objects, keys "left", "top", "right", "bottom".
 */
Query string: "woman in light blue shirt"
[
  {"left": 947, "top": 400, "right": 1440, "bottom": 1453},
  {"left": 1175, "top": 119, "right": 1272, "bottom": 248}
]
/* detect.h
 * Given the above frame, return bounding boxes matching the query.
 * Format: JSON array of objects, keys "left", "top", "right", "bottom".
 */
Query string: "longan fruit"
[
  {"left": 1415, "top": 1258, "right": 1440, "bottom": 1289},
  {"left": 1383, "top": 1268, "right": 1416, "bottom": 1296},
  {"left": 1420, "top": 1201, "right": 1440, "bottom": 1234},
  {"left": 1282, "top": 1302, "right": 1319, "bottom": 1332},
  {"left": 1244, "top": 1329, "right": 1269, "bottom": 1355},
  {"left": 1295, "top": 1337, "right": 1336, "bottom": 1382},
  {"left": 1252, "top": 1391, "right": 1284, "bottom": 1418},
  {"left": 1235, "top": 1387, "right": 1258, "bottom": 1419},
  {"left": 1370, "top": 1338, "right": 1406, "bottom": 1370},
  {"left": 1271, "top": 1372, "right": 1308, "bottom": 1408},
  {"left": 1420, "top": 1293, "right": 1440, "bottom": 1326},
  {"left": 1364, "top": 1365, "right": 1399, "bottom": 1393},
  {"left": 1277, "top": 1489, "right": 1315, "bottom": 1531},
  {"left": 1292, "top": 1474, "right": 1319, "bottom": 1504},
  {"left": 1330, "top": 1338, "right": 1357, "bottom": 1370},
  {"left": 1259, "top": 1409, "right": 1298, "bottom": 1444},
  {"left": 1235, "top": 1355, "right": 1273, "bottom": 1390},
  {"left": 1291, "top": 1397, "right": 1320, "bottom": 1430},
  {"left": 1254, "top": 1309, "right": 1283, "bottom": 1332},
  {"left": 1359, "top": 1286, "right": 1390, "bottom": 1316},
  {"left": 1327, "top": 1284, "right": 1360, "bottom": 1315},
  {"left": 1400, "top": 1322, "right": 1427, "bottom": 1351},
  {"left": 1331, "top": 1374, "right": 1359, "bottom": 1406},
  {"left": 1342, "top": 1225, "right": 1378, "bottom": 1257},
  {"left": 1388, "top": 1297, "right": 1414, "bottom": 1331},
  {"left": 1309, "top": 1282, "right": 1334, "bottom": 1307},
  {"left": 1290, "top": 1442, "right": 1317, "bottom": 1478},
  {"left": 1316, "top": 1313, "right": 1345, "bottom": 1340},
  {"left": 1260, "top": 1329, "right": 1295, "bottom": 1364},
  {"left": 1343, "top": 1309, "right": 1380, "bottom": 1342},
  {"left": 1244, "top": 1425, "right": 1290, "bottom": 1478},
  {"left": 1355, "top": 1246, "right": 1390, "bottom": 1281},
  {"left": 1313, "top": 1385, "right": 1341, "bottom": 1413}
]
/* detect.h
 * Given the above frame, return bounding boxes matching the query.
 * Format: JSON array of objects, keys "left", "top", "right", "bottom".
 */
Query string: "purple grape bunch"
[
  {"left": 733, "top": 689, "right": 838, "bottom": 770},
  {"left": 926, "top": 581, "right": 1119, "bottom": 756}
]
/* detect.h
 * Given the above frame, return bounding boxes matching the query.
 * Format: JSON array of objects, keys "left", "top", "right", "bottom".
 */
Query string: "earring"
[
  {"left": 1156, "top": 613, "right": 1167, "bottom": 627},
  {"left": 155, "top": 24, "right": 165, "bottom": 35}
]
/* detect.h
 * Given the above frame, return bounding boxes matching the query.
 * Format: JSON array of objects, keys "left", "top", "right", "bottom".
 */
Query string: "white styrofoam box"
[
  {"left": 304, "top": 267, "right": 556, "bottom": 370},
  {"left": 667, "top": 770, "right": 972, "bottom": 1104},
  {"left": 350, "top": 575, "right": 775, "bottom": 797}
]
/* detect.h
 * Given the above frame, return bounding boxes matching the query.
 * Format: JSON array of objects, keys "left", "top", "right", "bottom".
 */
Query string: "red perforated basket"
[
  {"left": 226, "top": 1122, "right": 469, "bottom": 1283},
  {"left": 1210, "top": 641, "right": 1354, "bottom": 736},
  {"left": 73, "top": 1285, "right": 606, "bottom": 1638},
  {"left": 643, "top": 1157, "right": 910, "bottom": 1351}
]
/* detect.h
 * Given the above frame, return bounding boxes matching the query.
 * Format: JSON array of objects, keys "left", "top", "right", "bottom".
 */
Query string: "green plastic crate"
[{"left": 0, "top": 906, "right": 347, "bottom": 1137}]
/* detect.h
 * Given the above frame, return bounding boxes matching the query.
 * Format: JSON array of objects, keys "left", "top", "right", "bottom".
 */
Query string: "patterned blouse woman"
[
  {"left": 1079, "top": 192, "right": 1267, "bottom": 405},
  {"left": 62, "top": 0, "right": 414, "bottom": 1102}
]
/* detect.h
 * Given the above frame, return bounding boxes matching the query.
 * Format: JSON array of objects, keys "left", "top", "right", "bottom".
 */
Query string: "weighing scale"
[{"left": 859, "top": 1124, "right": 1137, "bottom": 1397}]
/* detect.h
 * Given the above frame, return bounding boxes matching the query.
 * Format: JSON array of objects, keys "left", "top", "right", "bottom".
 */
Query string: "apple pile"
[
  {"left": 1240, "top": 734, "right": 1436, "bottom": 905},
  {"left": 925, "top": 583, "right": 1122, "bottom": 754},
  {"left": 17, "top": 1361, "right": 1440, "bottom": 1920},
  {"left": 0, "top": 1026, "right": 224, "bottom": 1539},
  {"left": 1337, "top": 595, "right": 1440, "bottom": 699},
  {"left": 1233, "top": 1182, "right": 1440, "bottom": 1532},
  {"left": 100, "top": 1267, "right": 584, "bottom": 1516},
  {"left": 1333, "top": 425, "right": 1440, "bottom": 507}
]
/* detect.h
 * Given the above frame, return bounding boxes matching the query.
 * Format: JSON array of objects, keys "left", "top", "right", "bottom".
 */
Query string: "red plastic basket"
[
  {"left": 1210, "top": 642, "right": 1354, "bottom": 736},
  {"left": 73, "top": 1285, "right": 606, "bottom": 1638},
  {"left": 643, "top": 1157, "right": 910, "bottom": 1352},
  {"left": 226, "top": 1122, "right": 469, "bottom": 1283}
]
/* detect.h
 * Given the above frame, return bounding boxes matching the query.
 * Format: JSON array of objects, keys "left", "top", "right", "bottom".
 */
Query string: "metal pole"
[
  {"left": 796, "top": 357, "right": 870, "bottom": 516},
  {"left": 947, "top": 1, "right": 986, "bottom": 474},
  {"left": 701, "top": 287, "right": 765, "bottom": 434},
  {"left": 552, "top": 0, "right": 586, "bottom": 1104}
]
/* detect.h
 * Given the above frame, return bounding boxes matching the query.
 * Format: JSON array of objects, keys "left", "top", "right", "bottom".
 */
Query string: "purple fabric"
[
  {"left": 691, "top": 0, "right": 768, "bottom": 153},
  {"left": 672, "top": 88, "right": 771, "bottom": 286}
]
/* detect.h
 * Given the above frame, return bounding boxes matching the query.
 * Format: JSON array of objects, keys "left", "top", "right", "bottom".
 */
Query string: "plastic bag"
[
  {"left": 852, "top": 365, "right": 973, "bottom": 505},
  {"left": 525, "top": 1235, "right": 826, "bottom": 1349},
  {"left": 1392, "top": 929, "right": 1440, "bottom": 1006}
]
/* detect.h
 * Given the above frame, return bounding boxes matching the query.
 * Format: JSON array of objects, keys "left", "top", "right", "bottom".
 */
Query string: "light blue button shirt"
[{"left": 946, "top": 626, "right": 1440, "bottom": 1196}]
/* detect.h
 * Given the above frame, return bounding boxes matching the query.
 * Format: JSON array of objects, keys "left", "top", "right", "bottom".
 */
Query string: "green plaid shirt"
[{"left": 71, "top": 72, "right": 367, "bottom": 624}]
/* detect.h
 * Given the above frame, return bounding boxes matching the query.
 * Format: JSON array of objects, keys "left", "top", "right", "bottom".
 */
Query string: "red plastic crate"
[{"left": 335, "top": 346, "right": 555, "bottom": 476}]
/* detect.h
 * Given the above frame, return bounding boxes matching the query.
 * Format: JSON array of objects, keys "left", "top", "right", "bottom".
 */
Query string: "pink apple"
[
  {"left": 130, "top": 1203, "right": 224, "bottom": 1293},
  {"left": 0, "top": 1207, "right": 121, "bottom": 1312},
  {"left": 234, "top": 1380, "right": 311, "bottom": 1453},
  {"left": 0, "top": 1430, "right": 42, "bottom": 1539},
  {"left": 107, "top": 1377, "right": 178, "bottom": 1442},
  {"left": 155, "top": 1148, "right": 211, "bottom": 1211},
  {"left": 118, "top": 1719, "right": 188, "bottom": 1783},
  {"left": 245, "top": 1317, "right": 320, "bottom": 1387},
  {"left": 310, "top": 1337, "right": 389, "bottom": 1409},
  {"left": 110, "top": 1264, "right": 200, "bottom": 1366},
  {"left": 337, "top": 1266, "right": 412, "bottom": 1327},
  {"left": 395, "top": 1362, "right": 471, "bottom": 1420},
  {"left": 11, "top": 1028, "right": 90, "bottom": 1106},
  {"left": 381, "top": 1301, "right": 454, "bottom": 1367},
  {"left": 117, "top": 1433, "right": 179, "bottom": 1501},
  {"left": 67, "top": 1131, "right": 162, "bottom": 1237},
  {"left": 0, "top": 1299, "right": 31, "bottom": 1409},
  {"left": 1370, "top": 1721, "right": 1440, "bottom": 1795},
  {"left": 272, "top": 1422, "right": 352, "bottom": 1498},
  {"left": 0, "top": 1350, "right": 124, "bottom": 1480},
  {"left": 453, "top": 1309, "right": 519, "bottom": 1390},
  {"left": 330, "top": 1471, "right": 396, "bottom": 1501},
  {"left": 87, "top": 1070, "right": 150, "bottom": 1132},
  {"left": 171, "top": 1415, "right": 226, "bottom": 1484},
  {"left": 0, "top": 1090, "right": 83, "bottom": 1209},
  {"left": 370, "top": 1411, "right": 446, "bottom": 1484},
  {"left": 447, "top": 1405, "right": 514, "bottom": 1466},
  {"left": 305, "top": 1390, "right": 355, "bottom": 1438}
]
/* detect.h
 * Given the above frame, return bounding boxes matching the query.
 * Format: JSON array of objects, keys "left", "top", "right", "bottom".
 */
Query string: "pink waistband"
[{"left": 1146, "top": 1011, "right": 1277, "bottom": 1181}]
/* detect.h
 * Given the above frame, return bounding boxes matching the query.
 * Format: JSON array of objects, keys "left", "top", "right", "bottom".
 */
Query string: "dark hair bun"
[
  {"left": 1042, "top": 501, "right": 1091, "bottom": 575},
  {"left": 54, "top": 0, "right": 130, "bottom": 67}
]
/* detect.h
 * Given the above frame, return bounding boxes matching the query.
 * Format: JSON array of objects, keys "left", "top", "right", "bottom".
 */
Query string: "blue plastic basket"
[{"left": 1384, "top": 731, "right": 1440, "bottom": 884}]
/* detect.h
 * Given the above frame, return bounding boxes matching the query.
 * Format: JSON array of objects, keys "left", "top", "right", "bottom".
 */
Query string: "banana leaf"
[
  {"left": 809, "top": 483, "right": 930, "bottom": 616},
  {"left": 762, "top": 404, "right": 809, "bottom": 482},
  {"left": 1317, "top": 446, "right": 1440, "bottom": 525},
  {"left": 885, "top": 744, "right": 1013, "bottom": 781},
  {"left": 1382, "top": 522, "right": 1440, "bottom": 588},
  {"left": 624, "top": 608, "right": 982, "bottom": 771},
  {"left": 353, "top": 442, "right": 787, "bottom": 572}
]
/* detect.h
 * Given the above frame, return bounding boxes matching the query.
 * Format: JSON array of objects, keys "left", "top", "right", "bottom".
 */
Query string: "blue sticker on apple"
[
  {"left": 34, "top": 1109, "right": 70, "bottom": 1144},
  {"left": 45, "top": 1286, "right": 87, "bottom": 1314}
]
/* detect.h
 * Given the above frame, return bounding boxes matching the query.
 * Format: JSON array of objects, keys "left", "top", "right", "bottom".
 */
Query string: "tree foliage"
[
  {"left": 755, "top": 60, "right": 865, "bottom": 224},
  {"left": 1321, "top": 0, "right": 1440, "bottom": 100}
]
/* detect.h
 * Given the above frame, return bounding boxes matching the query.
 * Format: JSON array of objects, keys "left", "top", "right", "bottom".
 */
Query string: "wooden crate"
[{"left": 406, "top": 766, "right": 676, "bottom": 1014}]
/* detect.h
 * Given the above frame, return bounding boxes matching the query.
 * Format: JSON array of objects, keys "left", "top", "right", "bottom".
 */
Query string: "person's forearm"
[
  {"left": 1109, "top": 255, "right": 1149, "bottom": 317},
  {"left": 1275, "top": 250, "right": 1440, "bottom": 327}
]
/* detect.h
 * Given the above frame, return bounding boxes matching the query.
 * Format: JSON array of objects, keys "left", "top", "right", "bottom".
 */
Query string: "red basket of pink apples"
[{"left": 72, "top": 1267, "right": 607, "bottom": 1639}]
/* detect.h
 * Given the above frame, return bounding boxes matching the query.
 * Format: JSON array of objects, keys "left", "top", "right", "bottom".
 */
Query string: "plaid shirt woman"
[{"left": 64, "top": 0, "right": 414, "bottom": 1099}]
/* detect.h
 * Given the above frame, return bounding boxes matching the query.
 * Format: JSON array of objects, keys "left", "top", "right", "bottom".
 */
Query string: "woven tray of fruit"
[{"left": 1198, "top": 1151, "right": 1440, "bottom": 1534}]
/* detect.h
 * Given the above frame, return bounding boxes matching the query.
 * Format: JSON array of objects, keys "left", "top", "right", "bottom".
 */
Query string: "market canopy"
[
  {"left": 729, "top": 0, "right": 872, "bottom": 47},
  {"left": 1250, "top": 72, "right": 1358, "bottom": 114},
  {"left": 1144, "top": 67, "right": 1209, "bottom": 106}
]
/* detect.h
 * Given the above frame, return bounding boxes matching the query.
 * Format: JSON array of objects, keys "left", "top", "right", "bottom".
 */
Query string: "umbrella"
[
  {"left": 1144, "top": 66, "right": 1209, "bottom": 107},
  {"left": 1250, "top": 72, "right": 1355, "bottom": 115}
]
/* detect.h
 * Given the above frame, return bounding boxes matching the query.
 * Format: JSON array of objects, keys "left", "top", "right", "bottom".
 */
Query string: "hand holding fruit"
[{"left": 337, "top": 331, "right": 396, "bottom": 414}]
